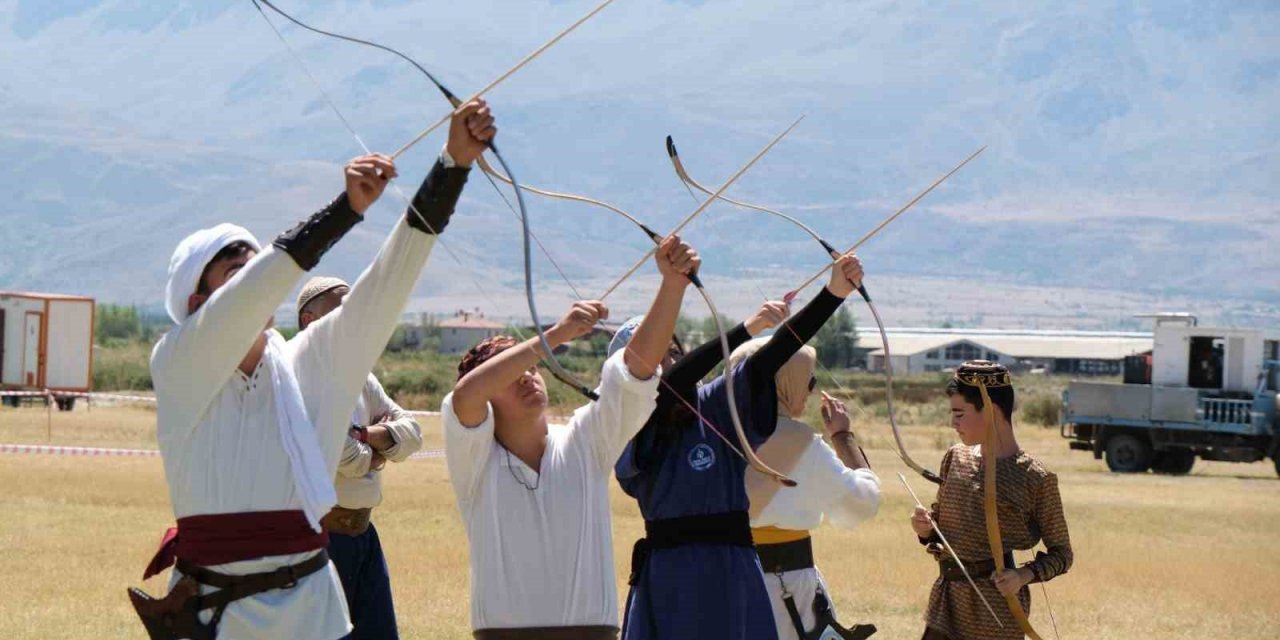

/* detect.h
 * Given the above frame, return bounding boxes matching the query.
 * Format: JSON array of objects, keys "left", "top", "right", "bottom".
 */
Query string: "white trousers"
[{"left": 761, "top": 566, "right": 837, "bottom": 640}]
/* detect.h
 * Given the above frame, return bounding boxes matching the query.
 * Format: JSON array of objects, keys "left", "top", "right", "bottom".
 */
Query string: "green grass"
[{"left": 90, "top": 339, "right": 1076, "bottom": 424}]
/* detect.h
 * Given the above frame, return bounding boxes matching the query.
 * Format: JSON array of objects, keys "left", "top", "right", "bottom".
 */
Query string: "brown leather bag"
[
  {"left": 126, "top": 576, "right": 213, "bottom": 640},
  {"left": 126, "top": 550, "right": 330, "bottom": 640}
]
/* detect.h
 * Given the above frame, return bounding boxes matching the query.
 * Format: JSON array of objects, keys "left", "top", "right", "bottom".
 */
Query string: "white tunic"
[
  {"left": 752, "top": 434, "right": 882, "bottom": 640},
  {"left": 151, "top": 218, "right": 435, "bottom": 640},
  {"left": 443, "top": 351, "right": 659, "bottom": 631},
  {"left": 337, "top": 374, "right": 423, "bottom": 509}
]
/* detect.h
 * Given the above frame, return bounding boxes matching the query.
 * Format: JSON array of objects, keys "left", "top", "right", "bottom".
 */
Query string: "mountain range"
[{"left": 1, "top": 0, "right": 1276, "bottom": 329}]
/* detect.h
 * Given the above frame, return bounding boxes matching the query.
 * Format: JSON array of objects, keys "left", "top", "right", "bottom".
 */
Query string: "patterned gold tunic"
[{"left": 922, "top": 445, "right": 1072, "bottom": 639}]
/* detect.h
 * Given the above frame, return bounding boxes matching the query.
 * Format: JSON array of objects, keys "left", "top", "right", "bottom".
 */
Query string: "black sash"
[
  {"left": 757, "top": 537, "right": 815, "bottom": 574},
  {"left": 623, "top": 511, "right": 754, "bottom": 638},
  {"left": 627, "top": 511, "right": 753, "bottom": 585}
]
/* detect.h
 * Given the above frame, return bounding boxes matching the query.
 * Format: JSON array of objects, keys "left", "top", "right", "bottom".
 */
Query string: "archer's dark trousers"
[{"left": 331, "top": 522, "right": 399, "bottom": 640}]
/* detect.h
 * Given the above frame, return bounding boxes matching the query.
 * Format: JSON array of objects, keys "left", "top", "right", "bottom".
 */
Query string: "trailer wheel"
[
  {"left": 1152, "top": 448, "right": 1195, "bottom": 475},
  {"left": 1105, "top": 434, "right": 1152, "bottom": 473},
  {"left": 55, "top": 397, "right": 76, "bottom": 412}
]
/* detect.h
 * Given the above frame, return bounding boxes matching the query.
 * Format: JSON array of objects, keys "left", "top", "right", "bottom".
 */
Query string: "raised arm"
[
  {"left": 582, "top": 236, "right": 699, "bottom": 470},
  {"left": 151, "top": 249, "right": 303, "bottom": 421},
  {"left": 151, "top": 157, "right": 389, "bottom": 424},
  {"left": 814, "top": 393, "right": 881, "bottom": 528},
  {"left": 622, "top": 235, "right": 700, "bottom": 380},
  {"left": 295, "top": 101, "right": 492, "bottom": 469},
  {"left": 746, "top": 254, "right": 862, "bottom": 391},
  {"left": 658, "top": 300, "right": 790, "bottom": 413}
]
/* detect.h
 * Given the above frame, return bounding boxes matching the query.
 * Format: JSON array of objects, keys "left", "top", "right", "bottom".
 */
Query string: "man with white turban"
[{"left": 128, "top": 100, "right": 495, "bottom": 640}]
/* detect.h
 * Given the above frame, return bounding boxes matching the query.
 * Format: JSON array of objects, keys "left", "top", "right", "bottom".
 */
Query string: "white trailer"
[{"left": 0, "top": 291, "right": 95, "bottom": 410}]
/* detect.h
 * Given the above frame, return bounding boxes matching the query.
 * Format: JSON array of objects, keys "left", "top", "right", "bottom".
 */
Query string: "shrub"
[{"left": 1019, "top": 393, "right": 1062, "bottom": 427}]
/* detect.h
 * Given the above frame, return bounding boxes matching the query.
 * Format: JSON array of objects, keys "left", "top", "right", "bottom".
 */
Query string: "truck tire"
[
  {"left": 1152, "top": 448, "right": 1195, "bottom": 475},
  {"left": 1105, "top": 434, "right": 1152, "bottom": 473}
]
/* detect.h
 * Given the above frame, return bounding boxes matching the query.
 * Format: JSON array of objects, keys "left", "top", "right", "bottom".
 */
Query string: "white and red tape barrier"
[
  {"left": 0, "top": 442, "right": 446, "bottom": 460},
  {"left": 1, "top": 389, "right": 442, "bottom": 416},
  {"left": 3, "top": 390, "right": 446, "bottom": 458}
]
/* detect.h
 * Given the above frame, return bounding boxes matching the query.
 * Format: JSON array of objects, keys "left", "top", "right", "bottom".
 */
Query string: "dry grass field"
[{"left": 2, "top": 402, "right": 1279, "bottom": 639}]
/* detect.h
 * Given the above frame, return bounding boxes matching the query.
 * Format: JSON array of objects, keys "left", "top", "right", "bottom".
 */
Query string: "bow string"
[{"left": 251, "top": 0, "right": 611, "bottom": 400}]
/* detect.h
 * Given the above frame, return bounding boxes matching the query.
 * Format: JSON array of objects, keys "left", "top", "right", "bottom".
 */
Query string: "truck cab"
[{"left": 1061, "top": 313, "right": 1280, "bottom": 475}]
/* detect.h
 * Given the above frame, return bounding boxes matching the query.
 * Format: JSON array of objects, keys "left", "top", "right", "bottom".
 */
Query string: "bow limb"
[
  {"left": 980, "top": 384, "right": 1046, "bottom": 639},
  {"left": 250, "top": 0, "right": 602, "bottom": 401},
  {"left": 695, "top": 284, "right": 797, "bottom": 487},
  {"left": 665, "top": 134, "right": 940, "bottom": 484},
  {"left": 599, "top": 116, "right": 805, "bottom": 302},
  {"left": 476, "top": 157, "right": 666, "bottom": 243},
  {"left": 666, "top": 135, "right": 842, "bottom": 258}
]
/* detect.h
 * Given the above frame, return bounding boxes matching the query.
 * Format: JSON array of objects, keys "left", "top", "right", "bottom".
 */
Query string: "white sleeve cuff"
[
  {"left": 440, "top": 144, "right": 457, "bottom": 169},
  {"left": 598, "top": 349, "right": 662, "bottom": 396}
]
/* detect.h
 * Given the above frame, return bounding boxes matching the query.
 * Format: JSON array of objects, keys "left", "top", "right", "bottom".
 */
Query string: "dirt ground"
[{"left": 1, "top": 404, "right": 1278, "bottom": 639}]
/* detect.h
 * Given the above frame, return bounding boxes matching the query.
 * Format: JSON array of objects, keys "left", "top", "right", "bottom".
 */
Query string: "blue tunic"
[{"left": 616, "top": 360, "right": 780, "bottom": 640}]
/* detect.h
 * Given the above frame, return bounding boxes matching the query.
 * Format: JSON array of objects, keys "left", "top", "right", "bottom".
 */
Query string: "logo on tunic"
[{"left": 687, "top": 443, "right": 716, "bottom": 471}]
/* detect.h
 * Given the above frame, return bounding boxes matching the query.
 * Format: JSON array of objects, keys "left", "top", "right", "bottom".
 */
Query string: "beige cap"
[{"left": 296, "top": 276, "right": 350, "bottom": 322}]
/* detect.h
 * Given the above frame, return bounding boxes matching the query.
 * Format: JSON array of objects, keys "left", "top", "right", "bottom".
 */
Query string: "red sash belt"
[{"left": 143, "top": 510, "right": 328, "bottom": 579}]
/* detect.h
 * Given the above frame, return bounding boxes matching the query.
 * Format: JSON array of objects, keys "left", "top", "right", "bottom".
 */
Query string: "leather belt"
[
  {"left": 321, "top": 506, "right": 372, "bottom": 536},
  {"left": 938, "top": 551, "right": 1015, "bottom": 582}
]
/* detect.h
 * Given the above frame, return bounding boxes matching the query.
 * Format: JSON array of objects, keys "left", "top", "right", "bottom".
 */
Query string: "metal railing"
[{"left": 1197, "top": 397, "right": 1254, "bottom": 425}]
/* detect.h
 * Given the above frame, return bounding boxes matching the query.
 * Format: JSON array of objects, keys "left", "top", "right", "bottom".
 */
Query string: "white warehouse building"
[{"left": 859, "top": 328, "right": 1153, "bottom": 375}]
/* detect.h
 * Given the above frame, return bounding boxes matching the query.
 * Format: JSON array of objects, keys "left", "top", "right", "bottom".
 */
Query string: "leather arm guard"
[
  {"left": 404, "top": 159, "right": 469, "bottom": 235},
  {"left": 272, "top": 193, "right": 362, "bottom": 271}
]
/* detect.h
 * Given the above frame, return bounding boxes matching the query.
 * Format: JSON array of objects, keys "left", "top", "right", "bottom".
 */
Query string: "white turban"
[{"left": 165, "top": 224, "right": 261, "bottom": 323}]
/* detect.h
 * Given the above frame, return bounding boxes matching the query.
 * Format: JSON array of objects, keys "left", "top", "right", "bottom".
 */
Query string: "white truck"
[
  {"left": 1061, "top": 313, "right": 1280, "bottom": 476},
  {"left": 0, "top": 291, "right": 95, "bottom": 411}
]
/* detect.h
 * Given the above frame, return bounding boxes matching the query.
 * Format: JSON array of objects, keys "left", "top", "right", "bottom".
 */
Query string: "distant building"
[
  {"left": 439, "top": 309, "right": 507, "bottom": 354},
  {"left": 1, "top": 291, "right": 95, "bottom": 409},
  {"left": 858, "top": 327, "right": 1153, "bottom": 375}
]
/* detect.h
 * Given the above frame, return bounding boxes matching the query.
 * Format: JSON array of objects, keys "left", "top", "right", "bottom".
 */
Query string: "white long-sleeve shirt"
[
  {"left": 443, "top": 351, "right": 659, "bottom": 631},
  {"left": 336, "top": 374, "right": 423, "bottom": 509},
  {"left": 151, "top": 218, "right": 435, "bottom": 640},
  {"left": 749, "top": 416, "right": 881, "bottom": 640},
  {"left": 750, "top": 417, "right": 881, "bottom": 531}
]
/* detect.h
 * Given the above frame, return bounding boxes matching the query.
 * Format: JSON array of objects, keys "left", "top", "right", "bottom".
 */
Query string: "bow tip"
[{"left": 665, "top": 135, "right": 678, "bottom": 158}]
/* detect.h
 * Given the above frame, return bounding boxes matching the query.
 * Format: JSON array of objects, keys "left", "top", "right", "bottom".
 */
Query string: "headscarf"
[
  {"left": 164, "top": 223, "right": 261, "bottom": 323},
  {"left": 457, "top": 335, "right": 520, "bottom": 381},
  {"left": 606, "top": 315, "right": 645, "bottom": 359},
  {"left": 728, "top": 337, "right": 817, "bottom": 418}
]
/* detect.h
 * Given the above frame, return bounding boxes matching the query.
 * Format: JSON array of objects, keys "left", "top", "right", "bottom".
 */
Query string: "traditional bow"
[
  {"left": 666, "top": 136, "right": 986, "bottom": 484},
  {"left": 955, "top": 368, "right": 1050, "bottom": 640},
  {"left": 251, "top": 0, "right": 800, "bottom": 486},
  {"left": 251, "top": 0, "right": 615, "bottom": 401}
]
